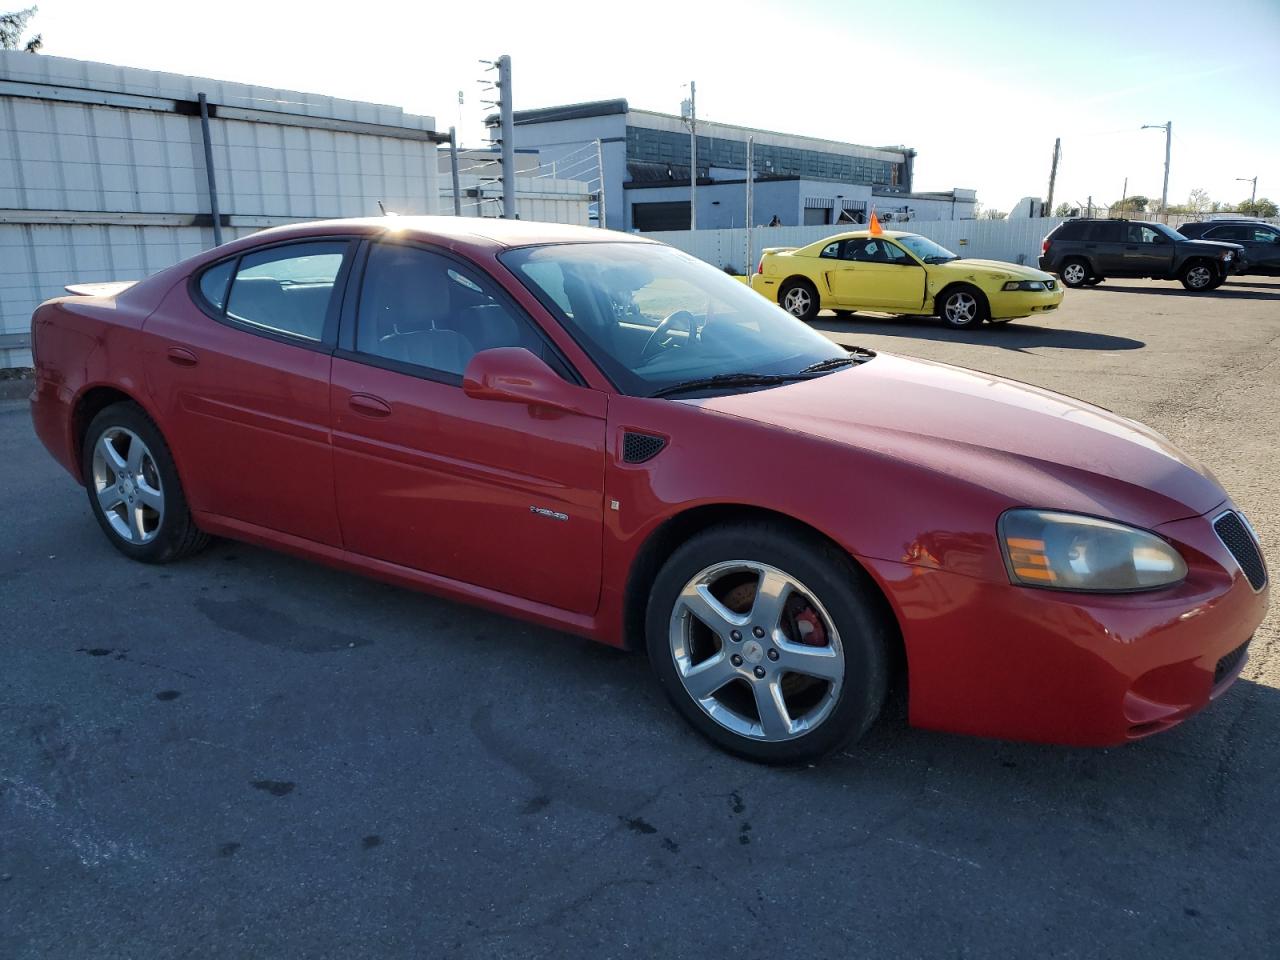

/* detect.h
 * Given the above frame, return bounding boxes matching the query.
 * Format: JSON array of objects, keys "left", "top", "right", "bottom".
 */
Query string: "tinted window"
[
  {"left": 225, "top": 242, "right": 347, "bottom": 341},
  {"left": 356, "top": 243, "right": 543, "bottom": 378},
  {"left": 1091, "top": 222, "right": 1124, "bottom": 242},
  {"left": 1255, "top": 228, "right": 1280, "bottom": 243},
  {"left": 819, "top": 241, "right": 841, "bottom": 258},
  {"left": 1126, "top": 224, "right": 1165, "bottom": 244},
  {"left": 1207, "top": 225, "right": 1250, "bottom": 241},
  {"left": 1054, "top": 221, "right": 1089, "bottom": 240},
  {"left": 198, "top": 260, "right": 234, "bottom": 310}
]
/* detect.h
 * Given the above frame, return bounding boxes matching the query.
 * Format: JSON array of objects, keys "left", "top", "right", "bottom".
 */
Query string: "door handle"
[
  {"left": 166, "top": 346, "right": 198, "bottom": 366},
  {"left": 348, "top": 393, "right": 392, "bottom": 418}
]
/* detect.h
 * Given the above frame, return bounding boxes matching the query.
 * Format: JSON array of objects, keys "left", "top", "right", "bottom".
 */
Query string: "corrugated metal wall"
[
  {"left": 646, "top": 218, "right": 1067, "bottom": 273},
  {"left": 1, "top": 50, "right": 443, "bottom": 368}
]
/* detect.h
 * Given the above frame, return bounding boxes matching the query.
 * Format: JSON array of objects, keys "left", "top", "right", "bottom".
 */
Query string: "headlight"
[
  {"left": 1221, "top": 251, "right": 1234, "bottom": 261},
  {"left": 1002, "top": 280, "right": 1048, "bottom": 291},
  {"left": 999, "top": 509, "right": 1187, "bottom": 592}
]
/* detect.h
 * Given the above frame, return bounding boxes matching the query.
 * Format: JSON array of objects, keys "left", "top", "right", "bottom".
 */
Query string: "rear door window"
[
  {"left": 1206, "top": 225, "right": 1249, "bottom": 242},
  {"left": 223, "top": 241, "right": 350, "bottom": 342}
]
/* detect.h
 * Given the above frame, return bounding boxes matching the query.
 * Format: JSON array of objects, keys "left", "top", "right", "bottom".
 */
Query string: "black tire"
[
  {"left": 778, "top": 279, "right": 820, "bottom": 322},
  {"left": 1082, "top": 276, "right": 1104, "bottom": 287},
  {"left": 644, "top": 520, "right": 891, "bottom": 764},
  {"left": 81, "top": 401, "right": 210, "bottom": 564},
  {"left": 1205, "top": 273, "right": 1227, "bottom": 290},
  {"left": 1179, "top": 260, "right": 1216, "bottom": 291},
  {"left": 1059, "top": 258, "right": 1091, "bottom": 288},
  {"left": 937, "top": 285, "right": 989, "bottom": 329}
]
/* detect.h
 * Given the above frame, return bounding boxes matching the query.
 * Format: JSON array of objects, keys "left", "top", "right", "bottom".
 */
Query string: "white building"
[{"left": 0, "top": 51, "right": 446, "bottom": 368}]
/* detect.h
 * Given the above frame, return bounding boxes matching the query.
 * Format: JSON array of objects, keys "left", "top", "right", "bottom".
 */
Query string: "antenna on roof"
[{"left": 377, "top": 200, "right": 387, "bottom": 215}]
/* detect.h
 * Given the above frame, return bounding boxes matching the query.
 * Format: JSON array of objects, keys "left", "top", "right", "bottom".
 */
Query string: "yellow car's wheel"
[
  {"left": 938, "top": 285, "right": 989, "bottom": 329},
  {"left": 780, "top": 279, "right": 819, "bottom": 322}
]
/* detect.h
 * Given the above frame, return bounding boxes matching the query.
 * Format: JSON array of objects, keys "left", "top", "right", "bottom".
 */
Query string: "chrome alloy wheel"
[
  {"left": 782, "top": 286, "right": 812, "bottom": 317},
  {"left": 1061, "top": 262, "right": 1087, "bottom": 285},
  {"left": 1185, "top": 264, "right": 1213, "bottom": 289},
  {"left": 91, "top": 427, "right": 164, "bottom": 544},
  {"left": 668, "top": 561, "right": 845, "bottom": 742},
  {"left": 943, "top": 290, "right": 979, "bottom": 324}
]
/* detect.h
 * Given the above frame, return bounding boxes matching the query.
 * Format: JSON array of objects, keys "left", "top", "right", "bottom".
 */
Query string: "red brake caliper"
[{"left": 792, "top": 606, "right": 827, "bottom": 646}]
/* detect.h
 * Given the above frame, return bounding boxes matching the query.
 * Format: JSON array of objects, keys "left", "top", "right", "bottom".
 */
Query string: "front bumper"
[
  {"left": 988, "top": 285, "right": 1065, "bottom": 320},
  {"left": 863, "top": 502, "right": 1268, "bottom": 746}
]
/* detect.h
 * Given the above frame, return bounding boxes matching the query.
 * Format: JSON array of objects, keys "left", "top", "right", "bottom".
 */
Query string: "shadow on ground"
[
  {"left": 1089, "top": 283, "right": 1280, "bottom": 301},
  {"left": 811, "top": 314, "right": 1146, "bottom": 352}
]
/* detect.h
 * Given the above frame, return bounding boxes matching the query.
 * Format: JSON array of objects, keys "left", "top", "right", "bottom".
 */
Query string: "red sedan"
[{"left": 29, "top": 217, "right": 1269, "bottom": 763}]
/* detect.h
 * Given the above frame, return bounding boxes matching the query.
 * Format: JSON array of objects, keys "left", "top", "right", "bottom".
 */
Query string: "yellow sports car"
[{"left": 749, "top": 229, "right": 1064, "bottom": 329}]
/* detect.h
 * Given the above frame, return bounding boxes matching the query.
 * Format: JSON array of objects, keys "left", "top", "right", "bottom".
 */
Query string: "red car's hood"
[{"left": 696, "top": 353, "right": 1225, "bottom": 528}]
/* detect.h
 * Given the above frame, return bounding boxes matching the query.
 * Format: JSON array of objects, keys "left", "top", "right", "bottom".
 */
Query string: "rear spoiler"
[
  {"left": 759, "top": 247, "right": 798, "bottom": 257},
  {"left": 64, "top": 280, "right": 138, "bottom": 297}
]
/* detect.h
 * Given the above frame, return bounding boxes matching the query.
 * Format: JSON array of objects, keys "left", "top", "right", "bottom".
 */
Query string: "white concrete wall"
[
  {"left": 1, "top": 50, "right": 444, "bottom": 367},
  {"left": 646, "top": 218, "right": 1067, "bottom": 274}
]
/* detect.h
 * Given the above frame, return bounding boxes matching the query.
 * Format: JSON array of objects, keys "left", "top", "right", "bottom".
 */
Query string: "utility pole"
[
  {"left": 595, "top": 139, "right": 606, "bottom": 228},
  {"left": 682, "top": 81, "right": 697, "bottom": 230},
  {"left": 1120, "top": 177, "right": 1128, "bottom": 218},
  {"left": 1045, "top": 137, "right": 1060, "bottom": 217},
  {"left": 1236, "top": 176, "right": 1258, "bottom": 209},
  {"left": 745, "top": 136, "right": 754, "bottom": 275},
  {"left": 1142, "top": 121, "right": 1171, "bottom": 216},
  {"left": 496, "top": 55, "right": 516, "bottom": 219},
  {"left": 449, "top": 126, "right": 462, "bottom": 217}
]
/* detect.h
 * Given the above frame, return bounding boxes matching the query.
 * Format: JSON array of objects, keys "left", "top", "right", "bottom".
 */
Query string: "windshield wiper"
[
  {"left": 800, "top": 356, "right": 859, "bottom": 373},
  {"left": 649, "top": 372, "right": 811, "bottom": 399}
]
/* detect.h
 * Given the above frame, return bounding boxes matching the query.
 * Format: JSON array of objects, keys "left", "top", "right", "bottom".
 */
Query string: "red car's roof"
[{"left": 247, "top": 216, "right": 654, "bottom": 251}]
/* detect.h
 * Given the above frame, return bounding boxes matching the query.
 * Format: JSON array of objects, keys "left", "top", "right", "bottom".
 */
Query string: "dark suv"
[
  {"left": 1178, "top": 220, "right": 1280, "bottom": 275},
  {"left": 1039, "top": 219, "right": 1246, "bottom": 291}
]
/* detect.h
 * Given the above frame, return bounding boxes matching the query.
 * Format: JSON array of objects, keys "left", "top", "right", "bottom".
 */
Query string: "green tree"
[
  {"left": 1052, "top": 202, "right": 1075, "bottom": 217},
  {"left": 980, "top": 208, "right": 1007, "bottom": 220},
  {"left": 0, "top": 5, "right": 41, "bottom": 51},
  {"left": 1110, "top": 195, "right": 1148, "bottom": 216},
  {"left": 1237, "top": 197, "right": 1278, "bottom": 218}
]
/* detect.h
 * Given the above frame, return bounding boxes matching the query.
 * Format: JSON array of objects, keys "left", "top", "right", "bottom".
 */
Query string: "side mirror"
[{"left": 462, "top": 347, "right": 604, "bottom": 417}]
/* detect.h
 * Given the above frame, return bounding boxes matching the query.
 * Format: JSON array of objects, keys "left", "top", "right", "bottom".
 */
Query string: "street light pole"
[
  {"left": 1236, "top": 176, "right": 1258, "bottom": 208},
  {"left": 687, "top": 81, "right": 697, "bottom": 231},
  {"left": 1142, "top": 121, "right": 1171, "bottom": 217}
]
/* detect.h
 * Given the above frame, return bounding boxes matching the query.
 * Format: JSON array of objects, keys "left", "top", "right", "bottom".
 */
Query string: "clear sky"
[{"left": 24, "top": 0, "right": 1280, "bottom": 212}]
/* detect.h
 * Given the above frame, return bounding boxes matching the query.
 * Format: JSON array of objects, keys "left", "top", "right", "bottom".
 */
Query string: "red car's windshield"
[{"left": 501, "top": 242, "right": 850, "bottom": 396}]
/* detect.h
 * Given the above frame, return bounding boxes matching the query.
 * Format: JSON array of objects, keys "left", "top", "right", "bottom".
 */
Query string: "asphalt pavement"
[{"left": 2, "top": 276, "right": 1278, "bottom": 959}]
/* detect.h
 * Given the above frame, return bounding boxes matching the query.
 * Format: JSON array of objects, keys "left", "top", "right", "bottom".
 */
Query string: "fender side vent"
[{"left": 622, "top": 432, "right": 666, "bottom": 464}]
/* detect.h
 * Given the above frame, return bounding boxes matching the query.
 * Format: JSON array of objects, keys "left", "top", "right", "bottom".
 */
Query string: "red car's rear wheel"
[{"left": 82, "top": 402, "right": 209, "bottom": 563}]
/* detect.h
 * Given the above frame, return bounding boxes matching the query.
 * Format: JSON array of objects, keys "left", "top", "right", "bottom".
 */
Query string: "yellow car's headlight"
[
  {"left": 1002, "top": 280, "right": 1049, "bottom": 291},
  {"left": 999, "top": 509, "right": 1187, "bottom": 592}
]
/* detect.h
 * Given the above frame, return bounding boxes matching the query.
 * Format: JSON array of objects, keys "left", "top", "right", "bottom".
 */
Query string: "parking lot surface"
[{"left": 2, "top": 277, "right": 1278, "bottom": 959}]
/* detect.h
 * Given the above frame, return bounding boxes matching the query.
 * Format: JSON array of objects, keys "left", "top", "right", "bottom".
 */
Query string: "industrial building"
[
  {"left": 491, "top": 99, "right": 976, "bottom": 232},
  {"left": 0, "top": 50, "right": 448, "bottom": 368}
]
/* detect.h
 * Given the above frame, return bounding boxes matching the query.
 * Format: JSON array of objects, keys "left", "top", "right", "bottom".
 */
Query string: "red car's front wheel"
[{"left": 645, "top": 521, "right": 891, "bottom": 764}]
